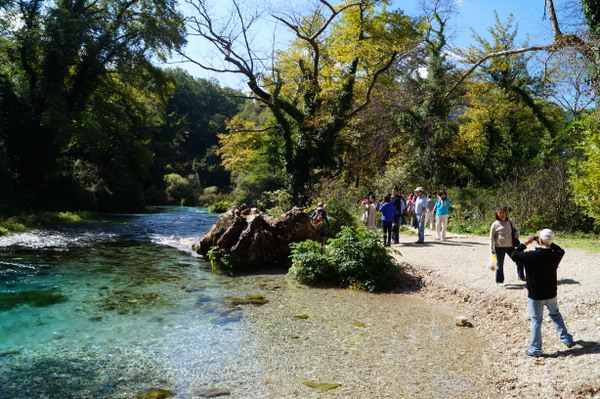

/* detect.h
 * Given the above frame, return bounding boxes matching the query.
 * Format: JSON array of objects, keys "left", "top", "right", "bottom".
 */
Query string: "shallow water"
[{"left": 0, "top": 207, "right": 490, "bottom": 398}]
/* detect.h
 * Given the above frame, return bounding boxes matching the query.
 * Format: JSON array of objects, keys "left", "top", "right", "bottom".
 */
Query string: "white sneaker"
[{"left": 496, "top": 282, "right": 505, "bottom": 287}]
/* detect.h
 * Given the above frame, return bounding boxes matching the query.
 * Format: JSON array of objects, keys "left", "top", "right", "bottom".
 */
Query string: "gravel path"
[{"left": 393, "top": 229, "right": 600, "bottom": 399}]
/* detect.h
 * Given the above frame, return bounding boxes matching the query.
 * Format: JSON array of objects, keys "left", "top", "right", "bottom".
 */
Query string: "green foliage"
[
  {"left": 163, "top": 173, "right": 197, "bottom": 206},
  {"left": 569, "top": 117, "right": 600, "bottom": 224},
  {"left": 288, "top": 240, "right": 338, "bottom": 285},
  {"left": 206, "top": 246, "right": 233, "bottom": 272},
  {"left": 289, "top": 226, "right": 401, "bottom": 292},
  {"left": 0, "top": 0, "right": 186, "bottom": 210},
  {"left": 583, "top": 0, "right": 600, "bottom": 37},
  {"left": 257, "top": 189, "right": 292, "bottom": 218},
  {"left": 446, "top": 187, "right": 496, "bottom": 235},
  {"left": 0, "top": 211, "right": 94, "bottom": 235},
  {"left": 208, "top": 201, "right": 232, "bottom": 214},
  {"left": 197, "top": 186, "right": 230, "bottom": 207},
  {"left": 318, "top": 198, "right": 356, "bottom": 237}
]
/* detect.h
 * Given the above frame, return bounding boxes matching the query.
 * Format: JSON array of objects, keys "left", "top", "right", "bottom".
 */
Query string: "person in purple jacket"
[{"left": 378, "top": 195, "right": 398, "bottom": 247}]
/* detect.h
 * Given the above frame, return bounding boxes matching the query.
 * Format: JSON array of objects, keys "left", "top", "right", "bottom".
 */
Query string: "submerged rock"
[
  {"left": 197, "top": 387, "right": 231, "bottom": 397},
  {"left": 193, "top": 205, "right": 318, "bottom": 271},
  {"left": 136, "top": 388, "right": 175, "bottom": 399},
  {"left": 0, "top": 290, "right": 68, "bottom": 311},
  {"left": 302, "top": 381, "right": 341, "bottom": 391}
]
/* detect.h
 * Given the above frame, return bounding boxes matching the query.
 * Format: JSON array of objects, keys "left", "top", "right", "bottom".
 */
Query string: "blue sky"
[{"left": 168, "top": 0, "right": 557, "bottom": 89}]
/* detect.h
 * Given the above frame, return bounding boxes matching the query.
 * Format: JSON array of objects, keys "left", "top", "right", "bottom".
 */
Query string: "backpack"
[{"left": 312, "top": 210, "right": 324, "bottom": 229}]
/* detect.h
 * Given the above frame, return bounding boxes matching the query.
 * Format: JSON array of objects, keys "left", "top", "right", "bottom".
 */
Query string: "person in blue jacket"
[{"left": 378, "top": 195, "right": 398, "bottom": 247}]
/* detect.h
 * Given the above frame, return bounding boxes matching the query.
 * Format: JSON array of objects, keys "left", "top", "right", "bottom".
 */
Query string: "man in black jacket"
[
  {"left": 511, "top": 229, "right": 575, "bottom": 357},
  {"left": 390, "top": 188, "right": 406, "bottom": 245}
]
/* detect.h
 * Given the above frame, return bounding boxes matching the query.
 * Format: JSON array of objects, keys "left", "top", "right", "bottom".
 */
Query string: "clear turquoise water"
[
  {"left": 0, "top": 207, "right": 491, "bottom": 398},
  {"left": 0, "top": 207, "right": 269, "bottom": 398}
]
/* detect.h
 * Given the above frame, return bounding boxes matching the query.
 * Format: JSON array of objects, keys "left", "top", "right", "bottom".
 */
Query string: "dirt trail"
[{"left": 393, "top": 228, "right": 600, "bottom": 398}]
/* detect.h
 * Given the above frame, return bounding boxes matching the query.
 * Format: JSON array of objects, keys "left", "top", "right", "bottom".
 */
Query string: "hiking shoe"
[
  {"left": 525, "top": 350, "right": 541, "bottom": 357},
  {"left": 566, "top": 341, "right": 575, "bottom": 348}
]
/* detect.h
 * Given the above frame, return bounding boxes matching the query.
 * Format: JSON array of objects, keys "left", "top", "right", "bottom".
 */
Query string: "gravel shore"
[
  {"left": 391, "top": 231, "right": 600, "bottom": 399},
  {"left": 240, "top": 230, "right": 600, "bottom": 399}
]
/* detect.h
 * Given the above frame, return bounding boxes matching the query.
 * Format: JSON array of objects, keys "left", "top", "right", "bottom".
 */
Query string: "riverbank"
[
  {"left": 237, "top": 230, "right": 599, "bottom": 399},
  {"left": 391, "top": 230, "right": 600, "bottom": 398}
]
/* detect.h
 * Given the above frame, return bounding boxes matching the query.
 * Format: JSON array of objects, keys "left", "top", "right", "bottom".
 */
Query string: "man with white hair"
[{"left": 511, "top": 229, "right": 575, "bottom": 357}]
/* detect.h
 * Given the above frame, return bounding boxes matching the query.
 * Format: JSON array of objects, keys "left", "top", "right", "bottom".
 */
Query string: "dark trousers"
[
  {"left": 382, "top": 221, "right": 393, "bottom": 246},
  {"left": 495, "top": 247, "right": 525, "bottom": 283},
  {"left": 392, "top": 214, "right": 402, "bottom": 243}
]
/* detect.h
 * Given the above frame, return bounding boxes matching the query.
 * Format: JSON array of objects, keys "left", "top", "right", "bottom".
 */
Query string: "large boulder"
[{"left": 194, "top": 205, "right": 319, "bottom": 271}]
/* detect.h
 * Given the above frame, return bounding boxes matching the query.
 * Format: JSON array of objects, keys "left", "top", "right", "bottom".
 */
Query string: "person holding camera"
[
  {"left": 489, "top": 207, "right": 525, "bottom": 285},
  {"left": 511, "top": 230, "right": 575, "bottom": 357}
]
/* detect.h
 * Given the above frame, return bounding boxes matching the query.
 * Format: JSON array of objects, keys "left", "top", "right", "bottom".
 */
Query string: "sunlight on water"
[{"left": 0, "top": 207, "right": 490, "bottom": 398}]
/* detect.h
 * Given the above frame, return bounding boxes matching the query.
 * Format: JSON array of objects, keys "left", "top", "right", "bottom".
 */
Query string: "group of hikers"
[
  {"left": 361, "top": 186, "right": 450, "bottom": 246},
  {"left": 311, "top": 191, "right": 575, "bottom": 358}
]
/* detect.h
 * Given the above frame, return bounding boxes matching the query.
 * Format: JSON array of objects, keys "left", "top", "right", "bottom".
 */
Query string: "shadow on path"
[{"left": 548, "top": 340, "right": 600, "bottom": 358}]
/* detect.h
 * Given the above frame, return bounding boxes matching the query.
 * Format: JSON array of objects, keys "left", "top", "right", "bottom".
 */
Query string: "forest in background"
[{"left": 1, "top": 0, "right": 599, "bottom": 235}]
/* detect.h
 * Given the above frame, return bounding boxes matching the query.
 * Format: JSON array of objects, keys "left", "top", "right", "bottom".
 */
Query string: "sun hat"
[
  {"left": 414, "top": 187, "right": 425, "bottom": 193},
  {"left": 538, "top": 229, "right": 555, "bottom": 245}
]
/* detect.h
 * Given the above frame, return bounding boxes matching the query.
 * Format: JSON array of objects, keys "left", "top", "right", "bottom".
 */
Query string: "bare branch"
[
  {"left": 444, "top": 45, "right": 550, "bottom": 99},
  {"left": 230, "top": 126, "right": 275, "bottom": 134},
  {"left": 444, "top": 0, "right": 598, "bottom": 98},
  {"left": 349, "top": 52, "right": 399, "bottom": 117}
]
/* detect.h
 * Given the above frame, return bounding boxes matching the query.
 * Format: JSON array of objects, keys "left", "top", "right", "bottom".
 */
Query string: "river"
[{"left": 0, "top": 207, "right": 491, "bottom": 398}]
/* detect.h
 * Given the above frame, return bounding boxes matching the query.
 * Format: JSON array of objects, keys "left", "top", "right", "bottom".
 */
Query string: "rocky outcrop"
[{"left": 193, "top": 205, "right": 318, "bottom": 271}]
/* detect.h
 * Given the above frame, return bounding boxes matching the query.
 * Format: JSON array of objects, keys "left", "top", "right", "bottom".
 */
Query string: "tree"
[
  {"left": 394, "top": 0, "right": 462, "bottom": 186},
  {"left": 454, "top": 13, "right": 567, "bottom": 185},
  {"left": 569, "top": 113, "right": 600, "bottom": 224},
  {"left": 182, "top": 0, "right": 419, "bottom": 204},
  {"left": 0, "top": 0, "right": 185, "bottom": 209},
  {"left": 446, "top": 0, "right": 599, "bottom": 99}
]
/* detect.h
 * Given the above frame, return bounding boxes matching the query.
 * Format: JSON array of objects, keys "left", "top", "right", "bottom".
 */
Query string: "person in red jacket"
[{"left": 511, "top": 229, "right": 575, "bottom": 357}]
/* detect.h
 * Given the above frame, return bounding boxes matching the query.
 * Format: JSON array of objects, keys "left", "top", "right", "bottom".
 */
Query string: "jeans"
[
  {"left": 382, "top": 221, "right": 393, "bottom": 246},
  {"left": 495, "top": 247, "right": 525, "bottom": 283},
  {"left": 528, "top": 297, "right": 573, "bottom": 355},
  {"left": 416, "top": 214, "right": 425, "bottom": 243}
]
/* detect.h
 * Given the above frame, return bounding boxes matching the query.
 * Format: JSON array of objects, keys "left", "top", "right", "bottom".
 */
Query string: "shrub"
[
  {"left": 289, "top": 226, "right": 401, "bottom": 292},
  {"left": 288, "top": 240, "right": 339, "bottom": 286},
  {"left": 164, "top": 173, "right": 197, "bottom": 206},
  {"left": 206, "top": 246, "right": 234, "bottom": 272},
  {"left": 208, "top": 201, "right": 232, "bottom": 214}
]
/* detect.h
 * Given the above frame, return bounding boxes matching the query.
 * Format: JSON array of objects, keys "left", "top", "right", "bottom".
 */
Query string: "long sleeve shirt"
[
  {"left": 489, "top": 219, "right": 519, "bottom": 250},
  {"left": 511, "top": 243, "right": 565, "bottom": 300}
]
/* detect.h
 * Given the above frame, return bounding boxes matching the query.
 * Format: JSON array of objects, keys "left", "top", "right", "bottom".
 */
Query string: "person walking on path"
[
  {"left": 391, "top": 188, "right": 406, "bottom": 244},
  {"left": 378, "top": 195, "right": 398, "bottom": 247},
  {"left": 413, "top": 187, "right": 427, "bottom": 244},
  {"left": 425, "top": 194, "right": 436, "bottom": 230},
  {"left": 434, "top": 190, "right": 450, "bottom": 241},
  {"left": 489, "top": 207, "right": 525, "bottom": 285},
  {"left": 311, "top": 202, "right": 330, "bottom": 238},
  {"left": 406, "top": 194, "right": 415, "bottom": 227},
  {"left": 362, "top": 194, "right": 378, "bottom": 233},
  {"left": 511, "top": 229, "right": 575, "bottom": 357}
]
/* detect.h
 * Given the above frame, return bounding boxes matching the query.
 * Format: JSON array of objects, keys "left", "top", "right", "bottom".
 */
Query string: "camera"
[{"left": 533, "top": 236, "right": 539, "bottom": 242}]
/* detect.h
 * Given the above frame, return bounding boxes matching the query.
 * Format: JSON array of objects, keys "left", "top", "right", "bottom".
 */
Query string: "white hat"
[
  {"left": 538, "top": 229, "right": 555, "bottom": 245},
  {"left": 414, "top": 187, "right": 425, "bottom": 193}
]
